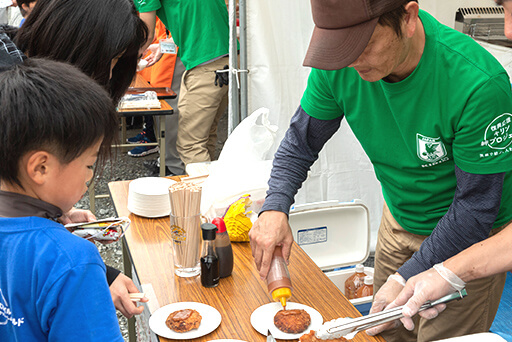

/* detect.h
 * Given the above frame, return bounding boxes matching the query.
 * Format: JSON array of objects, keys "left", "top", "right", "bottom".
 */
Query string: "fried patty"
[
  {"left": 274, "top": 309, "right": 311, "bottom": 334},
  {"left": 299, "top": 330, "right": 348, "bottom": 342},
  {"left": 165, "top": 309, "right": 202, "bottom": 332}
]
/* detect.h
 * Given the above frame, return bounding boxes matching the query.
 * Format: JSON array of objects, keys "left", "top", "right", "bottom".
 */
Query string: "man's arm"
[
  {"left": 366, "top": 166, "right": 504, "bottom": 336},
  {"left": 138, "top": 11, "right": 156, "bottom": 53},
  {"left": 249, "top": 105, "right": 342, "bottom": 279},
  {"left": 391, "top": 221, "right": 512, "bottom": 332},
  {"left": 398, "top": 165, "right": 505, "bottom": 279},
  {"left": 261, "top": 105, "right": 343, "bottom": 214}
]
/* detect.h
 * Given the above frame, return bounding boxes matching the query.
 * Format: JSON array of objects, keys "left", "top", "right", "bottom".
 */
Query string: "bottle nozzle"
[{"left": 280, "top": 296, "right": 287, "bottom": 310}]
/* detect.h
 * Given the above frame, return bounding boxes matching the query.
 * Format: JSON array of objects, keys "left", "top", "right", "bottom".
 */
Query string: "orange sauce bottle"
[
  {"left": 356, "top": 275, "right": 374, "bottom": 298},
  {"left": 344, "top": 264, "right": 366, "bottom": 300}
]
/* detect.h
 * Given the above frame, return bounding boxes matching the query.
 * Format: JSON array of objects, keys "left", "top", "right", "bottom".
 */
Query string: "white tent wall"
[{"left": 246, "top": 0, "right": 384, "bottom": 252}]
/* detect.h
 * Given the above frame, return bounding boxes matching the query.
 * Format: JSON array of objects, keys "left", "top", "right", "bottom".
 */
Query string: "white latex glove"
[
  {"left": 366, "top": 274, "right": 405, "bottom": 336},
  {"left": 110, "top": 273, "right": 148, "bottom": 318},
  {"left": 248, "top": 210, "right": 294, "bottom": 280},
  {"left": 392, "top": 263, "right": 465, "bottom": 331}
]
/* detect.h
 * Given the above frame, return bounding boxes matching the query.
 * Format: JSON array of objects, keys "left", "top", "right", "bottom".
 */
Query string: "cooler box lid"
[{"left": 289, "top": 200, "right": 370, "bottom": 271}]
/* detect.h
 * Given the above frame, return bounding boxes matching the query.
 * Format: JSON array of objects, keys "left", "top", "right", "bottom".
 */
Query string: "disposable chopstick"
[{"left": 129, "top": 293, "right": 146, "bottom": 302}]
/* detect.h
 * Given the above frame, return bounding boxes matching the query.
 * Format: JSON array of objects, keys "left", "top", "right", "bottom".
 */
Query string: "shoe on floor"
[
  {"left": 127, "top": 137, "right": 159, "bottom": 157},
  {"left": 127, "top": 130, "right": 150, "bottom": 144},
  {"left": 143, "top": 160, "right": 172, "bottom": 176}
]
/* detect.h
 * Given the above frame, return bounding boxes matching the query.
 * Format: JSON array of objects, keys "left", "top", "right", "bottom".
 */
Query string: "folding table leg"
[{"left": 159, "top": 115, "right": 166, "bottom": 177}]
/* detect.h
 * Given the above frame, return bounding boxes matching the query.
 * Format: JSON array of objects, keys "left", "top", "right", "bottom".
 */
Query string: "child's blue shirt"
[{"left": 0, "top": 215, "right": 123, "bottom": 341}]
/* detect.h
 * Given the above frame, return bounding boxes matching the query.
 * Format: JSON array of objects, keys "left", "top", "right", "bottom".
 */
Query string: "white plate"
[
  {"left": 127, "top": 177, "right": 177, "bottom": 218},
  {"left": 208, "top": 340, "right": 247, "bottom": 342},
  {"left": 250, "top": 302, "right": 323, "bottom": 340},
  {"left": 149, "top": 302, "right": 221, "bottom": 340},
  {"left": 129, "top": 177, "right": 176, "bottom": 195}
]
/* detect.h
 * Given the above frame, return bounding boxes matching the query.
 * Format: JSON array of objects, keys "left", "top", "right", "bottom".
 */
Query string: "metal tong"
[{"left": 322, "top": 289, "right": 467, "bottom": 339}]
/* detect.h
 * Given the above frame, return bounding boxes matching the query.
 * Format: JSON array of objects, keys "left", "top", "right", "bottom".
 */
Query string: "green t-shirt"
[
  {"left": 301, "top": 10, "right": 512, "bottom": 235},
  {"left": 133, "top": 0, "right": 230, "bottom": 70}
]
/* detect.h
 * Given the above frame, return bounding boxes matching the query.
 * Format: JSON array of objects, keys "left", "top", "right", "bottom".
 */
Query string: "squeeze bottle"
[
  {"left": 266, "top": 246, "right": 292, "bottom": 309},
  {"left": 212, "top": 217, "right": 233, "bottom": 278}
]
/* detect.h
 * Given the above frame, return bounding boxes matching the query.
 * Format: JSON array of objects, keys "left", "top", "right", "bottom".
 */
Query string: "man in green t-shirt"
[
  {"left": 248, "top": 0, "right": 512, "bottom": 341},
  {"left": 133, "top": 0, "right": 231, "bottom": 166}
]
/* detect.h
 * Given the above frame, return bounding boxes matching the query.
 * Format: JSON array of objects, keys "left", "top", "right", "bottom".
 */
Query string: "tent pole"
[
  {"left": 228, "top": 0, "right": 240, "bottom": 134},
  {"left": 239, "top": 0, "right": 248, "bottom": 121}
]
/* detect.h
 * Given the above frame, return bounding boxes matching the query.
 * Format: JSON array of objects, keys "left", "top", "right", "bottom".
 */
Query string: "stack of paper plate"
[{"left": 127, "top": 177, "right": 177, "bottom": 218}]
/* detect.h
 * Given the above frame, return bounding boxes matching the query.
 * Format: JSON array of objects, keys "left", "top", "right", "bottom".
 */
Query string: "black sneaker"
[{"left": 143, "top": 160, "right": 173, "bottom": 176}]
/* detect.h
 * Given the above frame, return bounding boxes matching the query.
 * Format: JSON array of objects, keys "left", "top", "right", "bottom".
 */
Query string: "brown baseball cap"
[{"left": 304, "top": 0, "right": 409, "bottom": 70}]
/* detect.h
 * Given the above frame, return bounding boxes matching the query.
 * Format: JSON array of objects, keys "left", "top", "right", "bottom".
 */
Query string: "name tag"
[{"left": 160, "top": 38, "right": 176, "bottom": 54}]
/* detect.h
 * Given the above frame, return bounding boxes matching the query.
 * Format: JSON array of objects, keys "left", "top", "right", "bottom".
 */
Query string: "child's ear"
[{"left": 25, "top": 151, "right": 54, "bottom": 185}]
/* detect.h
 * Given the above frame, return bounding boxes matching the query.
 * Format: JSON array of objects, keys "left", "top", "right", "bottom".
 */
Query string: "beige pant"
[
  {"left": 177, "top": 56, "right": 229, "bottom": 165},
  {"left": 374, "top": 203, "right": 507, "bottom": 342}
]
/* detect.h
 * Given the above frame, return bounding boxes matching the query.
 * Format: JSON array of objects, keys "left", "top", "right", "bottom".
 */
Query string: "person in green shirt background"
[
  {"left": 248, "top": 0, "right": 512, "bottom": 341},
  {"left": 134, "top": 0, "right": 233, "bottom": 168}
]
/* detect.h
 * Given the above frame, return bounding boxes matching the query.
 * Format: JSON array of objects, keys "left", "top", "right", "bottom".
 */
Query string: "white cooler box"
[{"left": 289, "top": 200, "right": 373, "bottom": 315}]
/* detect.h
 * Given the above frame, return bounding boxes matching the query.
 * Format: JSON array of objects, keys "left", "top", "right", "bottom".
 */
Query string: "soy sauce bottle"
[{"left": 200, "top": 223, "right": 219, "bottom": 287}]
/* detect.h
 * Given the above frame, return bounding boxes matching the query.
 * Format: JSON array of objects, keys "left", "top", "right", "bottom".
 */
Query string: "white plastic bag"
[{"left": 201, "top": 108, "right": 278, "bottom": 222}]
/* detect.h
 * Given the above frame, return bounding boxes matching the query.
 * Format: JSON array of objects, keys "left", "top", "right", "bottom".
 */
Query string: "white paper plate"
[
  {"left": 250, "top": 302, "right": 323, "bottom": 340},
  {"left": 149, "top": 302, "right": 221, "bottom": 340},
  {"left": 127, "top": 177, "right": 176, "bottom": 218},
  {"left": 129, "top": 177, "right": 176, "bottom": 195}
]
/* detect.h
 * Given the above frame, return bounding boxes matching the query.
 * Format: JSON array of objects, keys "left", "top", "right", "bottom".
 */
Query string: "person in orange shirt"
[{"left": 128, "top": 18, "right": 185, "bottom": 176}]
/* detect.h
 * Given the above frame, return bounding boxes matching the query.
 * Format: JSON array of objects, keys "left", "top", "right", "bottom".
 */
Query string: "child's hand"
[
  {"left": 59, "top": 207, "right": 96, "bottom": 225},
  {"left": 110, "top": 273, "right": 148, "bottom": 318}
]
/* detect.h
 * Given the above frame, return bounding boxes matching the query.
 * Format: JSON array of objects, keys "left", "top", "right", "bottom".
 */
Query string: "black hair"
[
  {"left": 16, "top": 0, "right": 37, "bottom": 17},
  {"left": 15, "top": 0, "right": 148, "bottom": 104},
  {"left": 379, "top": 0, "right": 419, "bottom": 38},
  {"left": 0, "top": 58, "right": 118, "bottom": 187}
]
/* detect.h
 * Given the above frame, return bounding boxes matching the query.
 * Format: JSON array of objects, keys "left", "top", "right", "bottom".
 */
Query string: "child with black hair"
[{"left": 0, "top": 58, "right": 123, "bottom": 341}]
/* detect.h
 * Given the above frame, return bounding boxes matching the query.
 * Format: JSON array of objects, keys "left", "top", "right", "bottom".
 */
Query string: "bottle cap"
[
  {"left": 271, "top": 287, "right": 292, "bottom": 307},
  {"left": 201, "top": 223, "right": 217, "bottom": 240},
  {"left": 355, "top": 264, "right": 364, "bottom": 273},
  {"left": 212, "top": 217, "right": 227, "bottom": 233},
  {"left": 364, "top": 275, "right": 373, "bottom": 285}
]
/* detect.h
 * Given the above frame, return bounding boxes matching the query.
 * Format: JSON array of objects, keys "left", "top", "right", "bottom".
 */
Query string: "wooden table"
[{"left": 109, "top": 179, "right": 386, "bottom": 342}]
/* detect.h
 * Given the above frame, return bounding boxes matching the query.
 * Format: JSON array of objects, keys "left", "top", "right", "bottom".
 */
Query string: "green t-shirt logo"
[
  {"left": 416, "top": 134, "right": 447, "bottom": 163},
  {"left": 483, "top": 113, "right": 512, "bottom": 150}
]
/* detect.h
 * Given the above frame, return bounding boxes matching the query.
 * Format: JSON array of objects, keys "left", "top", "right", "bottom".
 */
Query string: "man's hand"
[
  {"left": 59, "top": 208, "right": 96, "bottom": 225},
  {"left": 143, "top": 43, "right": 163, "bottom": 67},
  {"left": 393, "top": 268, "right": 450, "bottom": 331},
  {"left": 110, "top": 273, "right": 148, "bottom": 318},
  {"left": 249, "top": 210, "right": 294, "bottom": 280},
  {"left": 366, "top": 274, "right": 405, "bottom": 336}
]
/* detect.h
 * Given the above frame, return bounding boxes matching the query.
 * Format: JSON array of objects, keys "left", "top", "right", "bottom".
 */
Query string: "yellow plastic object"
[
  {"left": 223, "top": 195, "right": 253, "bottom": 242},
  {"left": 272, "top": 287, "right": 291, "bottom": 309}
]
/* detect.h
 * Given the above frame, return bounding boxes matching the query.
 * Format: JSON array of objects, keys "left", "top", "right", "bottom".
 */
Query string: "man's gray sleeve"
[
  {"left": 398, "top": 166, "right": 505, "bottom": 280},
  {"left": 261, "top": 105, "right": 342, "bottom": 215}
]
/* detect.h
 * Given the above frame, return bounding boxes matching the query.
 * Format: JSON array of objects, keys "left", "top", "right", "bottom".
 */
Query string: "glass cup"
[{"left": 170, "top": 213, "right": 201, "bottom": 277}]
